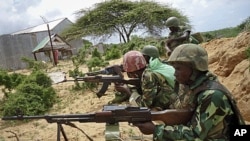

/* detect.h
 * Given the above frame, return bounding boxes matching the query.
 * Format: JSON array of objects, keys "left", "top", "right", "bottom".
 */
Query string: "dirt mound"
[{"left": 201, "top": 31, "right": 250, "bottom": 121}]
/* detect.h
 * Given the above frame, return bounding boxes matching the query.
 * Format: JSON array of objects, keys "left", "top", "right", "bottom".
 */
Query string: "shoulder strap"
[{"left": 193, "top": 80, "right": 245, "bottom": 125}]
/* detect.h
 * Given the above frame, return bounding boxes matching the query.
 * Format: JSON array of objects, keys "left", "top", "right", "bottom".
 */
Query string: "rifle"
[
  {"left": 65, "top": 75, "right": 141, "bottom": 98},
  {"left": 86, "top": 65, "right": 124, "bottom": 76},
  {"left": 2, "top": 105, "right": 193, "bottom": 141}
]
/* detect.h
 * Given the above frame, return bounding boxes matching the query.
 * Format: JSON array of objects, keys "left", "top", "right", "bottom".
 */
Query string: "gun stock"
[{"left": 151, "top": 109, "right": 193, "bottom": 125}]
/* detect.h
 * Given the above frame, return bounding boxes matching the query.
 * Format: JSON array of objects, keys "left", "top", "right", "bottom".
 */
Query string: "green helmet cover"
[
  {"left": 168, "top": 43, "right": 208, "bottom": 71},
  {"left": 141, "top": 45, "right": 160, "bottom": 59},
  {"left": 166, "top": 17, "right": 180, "bottom": 27}
]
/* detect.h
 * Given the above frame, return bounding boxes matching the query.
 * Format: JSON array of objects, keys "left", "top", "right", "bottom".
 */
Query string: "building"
[{"left": 0, "top": 18, "right": 83, "bottom": 70}]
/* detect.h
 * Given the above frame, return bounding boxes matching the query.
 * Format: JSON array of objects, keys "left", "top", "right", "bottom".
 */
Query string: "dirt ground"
[{"left": 0, "top": 32, "right": 249, "bottom": 141}]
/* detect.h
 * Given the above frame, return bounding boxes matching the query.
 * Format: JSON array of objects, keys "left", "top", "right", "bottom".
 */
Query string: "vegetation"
[
  {"left": 0, "top": 69, "right": 57, "bottom": 117},
  {"left": 201, "top": 16, "right": 250, "bottom": 41},
  {"left": 21, "top": 57, "right": 48, "bottom": 71},
  {"left": 238, "top": 16, "right": 250, "bottom": 32},
  {"left": 104, "top": 44, "right": 122, "bottom": 60},
  {"left": 62, "top": 0, "right": 188, "bottom": 43},
  {"left": 0, "top": 3, "right": 250, "bottom": 140},
  {"left": 1, "top": 0, "right": 249, "bottom": 126},
  {"left": 202, "top": 27, "right": 242, "bottom": 41}
]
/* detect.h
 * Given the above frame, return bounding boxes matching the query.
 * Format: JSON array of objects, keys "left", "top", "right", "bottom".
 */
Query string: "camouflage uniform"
[
  {"left": 170, "top": 83, "right": 192, "bottom": 109},
  {"left": 133, "top": 67, "right": 176, "bottom": 110},
  {"left": 154, "top": 72, "right": 246, "bottom": 140},
  {"left": 153, "top": 44, "right": 245, "bottom": 141},
  {"left": 123, "top": 50, "right": 176, "bottom": 111},
  {"left": 167, "top": 25, "right": 191, "bottom": 51}
]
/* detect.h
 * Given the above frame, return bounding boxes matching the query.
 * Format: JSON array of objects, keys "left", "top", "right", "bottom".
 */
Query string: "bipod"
[
  {"left": 55, "top": 121, "right": 93, "bottom": 141},
  {"left": 56, "top": 122, "right": 68, "bottom": 141}
]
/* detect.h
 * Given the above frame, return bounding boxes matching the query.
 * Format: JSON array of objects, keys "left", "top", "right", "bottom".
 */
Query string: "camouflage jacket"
[
  {"left": 134, "top": 67, "right": 176, "bottom": 111},
  {"left": 167, "top": 26, "right": 191, "bottom": 51},
  {"left": 153, "top": 72, "right": 244, "bottom": 141}
]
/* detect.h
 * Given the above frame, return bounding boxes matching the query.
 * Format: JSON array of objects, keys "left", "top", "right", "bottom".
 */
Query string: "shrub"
[
  {"left": 21, "top": 57, "right": 48, "bottom": 71},
  {"left": 0, "top": 69, "right": 26, "bottom": 93},
  {"left": 105, "top": 45, "right": 122, "bottom": 60},
  {"left": 1, "top": 70, "right": 57, "bottom": 116}
]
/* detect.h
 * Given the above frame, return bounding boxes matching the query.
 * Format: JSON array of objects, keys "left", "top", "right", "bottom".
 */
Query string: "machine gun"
[
  {"left": 2, "top": 105, "right": 193, "bottom": 141},
  {"left": 65, "top": 75, "right": 141, "bottom": 98}
]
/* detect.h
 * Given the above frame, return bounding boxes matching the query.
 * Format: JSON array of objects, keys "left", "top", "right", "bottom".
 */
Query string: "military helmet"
[
  {"left": 123, "top": 50, "right": 147, "bottom": 72},
  {"left": 168, "top": 44, "right": 208, "bottom": 71},
  {"left": 166, "top": 16, "right": 180, "bottom": 27},
  {"left": 141, "top": 45, "right": 160, "bottom": 59}
]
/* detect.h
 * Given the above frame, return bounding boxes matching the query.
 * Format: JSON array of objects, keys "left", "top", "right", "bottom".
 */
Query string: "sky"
[{"left": 0, "top": 0, "right": 249, "bottom": 36}]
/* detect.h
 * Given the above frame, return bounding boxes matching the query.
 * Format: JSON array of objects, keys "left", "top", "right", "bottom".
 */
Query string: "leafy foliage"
[
  {"left": 23, "top": 71, "right": 52, "bottom": 88},
  {"left": 86, "top": 57, "right": 109, "bottom": 72},
  {"left": 62, "top": 0, "right": 188, "bottom": 43},
  {"left": 21, "top": 57, "right": 48, "bottom": 71},
  {"left": 92, "top": 48, "right": 102, "bottom": 58},
  {"left": 0, "top": 70, "right": 57, "bottom": 116},
  {"left": 105, "top": 45, "right": 122, "bottom": 60},
  {"left": 201, "top": 16, "right": 250, "bottom": 41},
  {"left": 71, "top": 47, "right": 88, "bottom": 67},
  {"left": 119, "top": 35, "right": 166, "bottom": 57},
  {"left": 201, "top": 27, "right": 241, "bottom": 41},
  {"left": 69, "top": 44, "right": 108, "bottom": 91},
  {"left": 0, "top": 69, "right": 26, "bottom": 92}
]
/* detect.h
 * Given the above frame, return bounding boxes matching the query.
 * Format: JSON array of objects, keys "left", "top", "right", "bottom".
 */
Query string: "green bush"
[
  {"left": 105, "top": 45, "right": 122, "bottom": 60},
  {"left": 23, "top": 71, "right": 52, "bottom": 88},
  {"left": 71, "top": 46, "right": 88, "bottom": 67},
  {"left": 92, "top": 48, "right": 101, "bottom": 59},
  {"left": 0, "top": 69, "right": 26, "bottom": 93},
  {"left": 86, "top": 57, "right": 109, "bottom": 72},
  {"left": 21, "top": 57, "right": 48, "bottom": 71},
  {"left": 3, "top": 92, "right": 46, "bottom": 116},
  {"left": 1, "top": 70, "right": 57, "bottom": 116}
]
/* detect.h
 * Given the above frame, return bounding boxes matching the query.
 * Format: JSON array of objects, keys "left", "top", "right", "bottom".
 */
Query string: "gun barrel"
[
  {"left": 86, "top": 65, "right": 123, "bottom": 76},
  {"left": 2, "top": 113, "right": 96, "bottom": 122},
  {"left": 86, "top": 70, "right": 108, "bottom": 76},
  {"left": 2, "top": 115, "right": 46, "bottom": 120}
]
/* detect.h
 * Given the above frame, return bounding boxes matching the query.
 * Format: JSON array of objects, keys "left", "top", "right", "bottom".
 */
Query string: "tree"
[{"left": 62, "top": 0, "right": 189, "bottom": 43}]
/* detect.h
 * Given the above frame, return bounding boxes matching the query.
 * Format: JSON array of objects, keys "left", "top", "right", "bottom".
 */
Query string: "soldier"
[
  {"left": 134, "top": 44, "right": 245, "bottom": 140},
  {"left": 140, "top": 44, "right": 176, "bottom": 95},
  {"left": 141, "top": 45, "right": 161, "bottom": 64},
  {"left": 165, "top": 16, "right": 191, "bottom": 56},
  {"left": 115, "top": 50, "right": 176, "bottom": 111}
]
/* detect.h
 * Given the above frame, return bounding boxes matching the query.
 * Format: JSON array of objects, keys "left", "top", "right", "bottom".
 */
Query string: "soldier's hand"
[
  {"left": 112, "top": 65, "right": 124, "bottom": 78},
  {"left": 114, "top": 84, "right": 131, "bottom": 96}
]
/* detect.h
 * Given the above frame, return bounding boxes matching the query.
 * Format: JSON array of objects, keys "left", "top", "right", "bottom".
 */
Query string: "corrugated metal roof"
[
  {"left": 11, "top": 18, "right": 66, "bottom": 35},
  {"left": 32, "top": 34, "right": 55, "bottom": 52},
  {"left": 32, "top": 34, "right": 72, "bottom": 53}
]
